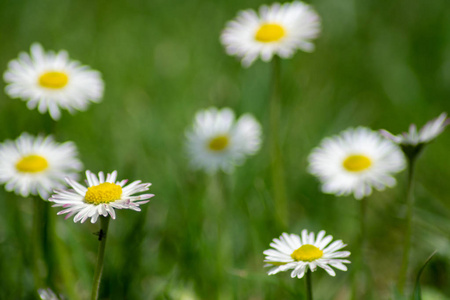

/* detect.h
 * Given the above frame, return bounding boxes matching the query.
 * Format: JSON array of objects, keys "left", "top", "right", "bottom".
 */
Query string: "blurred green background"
[{"left": 0, "top": 0, "right": 449, "bottom": 299}]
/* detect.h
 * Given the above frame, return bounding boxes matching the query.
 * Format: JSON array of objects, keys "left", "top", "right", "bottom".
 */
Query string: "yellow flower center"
[
  {"left": 84, "top": 182, "right": 123, "bottom": 205},
  {"left": 208, "top": 135, "right": 229, "bottom": 152},
  {"left": 38, "top": 71, "right": 69, "bottom": 89},
  {"left": 343, "top": 154, "right": 372, "bottom": 172},
  {"left": 255, "top": 23, "right": 286, "bottom": 43},
  {"left": 16, "top": 155, "right": 49, "bottom": 173},
  {"left": 291, "top": 244, "right": 324, "bottom": 262}
]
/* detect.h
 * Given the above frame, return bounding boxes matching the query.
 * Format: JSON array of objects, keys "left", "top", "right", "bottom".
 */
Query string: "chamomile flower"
[
  {"left": 50, "top": 170, "right": 153, "bottom": 223},
  {"left": 221, "top": 1, "right": 321, "bottom": 67},
  {"left": 0, "top": 133, "right": 82, "bottom": 199},
  {"left": 186, "top": 107, "right": 262, "bottom": 173},
  {"left": 3, "top": 43, "right": 104, "bottom": 120},
  {"left": 380, "top": 112, "right": 449, "bottom": 146},
  {"left": 38, "top": 288, "right": 60, "bottom": 300},
  {"left": 264, "top": 230, "right": 351, "bottom": 278},
  {"left": 308, "top": 127, "right": 405, "bottom": 200}
]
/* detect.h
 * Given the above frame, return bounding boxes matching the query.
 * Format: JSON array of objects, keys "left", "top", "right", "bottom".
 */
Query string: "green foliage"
[
  {"left": 0, "top": 0, "right": 449, "bottom": 299},
  {"left": 413, "top": 251, "right": 437, "bottom": 300}
]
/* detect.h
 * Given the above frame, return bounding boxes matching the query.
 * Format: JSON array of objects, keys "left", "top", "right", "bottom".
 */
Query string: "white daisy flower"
[
  {"left": 380, "top": 112, "right": 449, "bottom": 146},
  {"left": 308, "top": 127, "right": 405, "bottom": 200},
  {"left": 264, "top": 229, "right": 351, "bottom": 278},
  {"left": 0, "top": 133, "right": 82, "bottom": 199},
  {"left": 220, "top": 1, "right": 321, "bottom": 67},
  {"left": 50, "top": 170, "right": 154, "bottom": 223},
  {"left": 38, "top": 288, "right": 60, "bottom": 300},
  {"left": 186, "top": 107, "right": 262, "bottom": 173},
  {"left": 3, "top": 43, "right": 104, "bottom": 120}
]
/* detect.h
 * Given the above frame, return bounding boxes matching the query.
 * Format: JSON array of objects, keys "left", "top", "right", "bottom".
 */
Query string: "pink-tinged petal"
[{"left": 117, "top": 179, "right": 128, "bottom": 186}]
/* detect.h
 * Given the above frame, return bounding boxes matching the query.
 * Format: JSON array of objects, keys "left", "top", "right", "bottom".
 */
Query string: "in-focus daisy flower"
[
  {"left": 4, "top": 43, "right": 104, "bottom": 120},
  {"left": 264, "top": 229, "right": 351, "bottom": 278},
  {"left": 50, "top": 170, "right": 153, "bottom": 223},
  {"left": 0, "top": 133, "right": 82, "bottom": 199},
  {"left": 380, "top": 112, "right": 448, "bottom": 148},
  {"left": 186, "top": 107, "right": 262, "bottom": 173},
  {"left": 221, "top": 1, "right": 321, "bottom": 67},
  {"left": 308, "top": 127, "right": 405, "bottom": 200}
]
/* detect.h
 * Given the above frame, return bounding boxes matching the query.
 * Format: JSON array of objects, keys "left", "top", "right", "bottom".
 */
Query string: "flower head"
[
  {"left": 38, "top": 288, "right": 60, "bottom": 300},
  {"left": 3, "top": 43, "right": 104, "bottom": 120},
  {"left": 308, "top": 127, "right": 405, "bottom": 199},
  {"left": 380, "top": 113, "right": 448, "bottom": 159},
  {"left": 0, "top": 133, "right": 82, "bottom": 199},
  {"left": 186, "top": 107, "right": 262, "bottom": 173},
  {"left": 264, "top": 230, "right": 351, "bottom": 278},
  {"left": 221, "top": 1, "right": 321, "bottom": 67},
  {"left": 50, "top": 170, "right": 153, "bottom": 223}
]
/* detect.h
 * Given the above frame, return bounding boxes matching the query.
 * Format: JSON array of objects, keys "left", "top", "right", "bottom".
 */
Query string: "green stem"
[
  {"left": 360, "top": 197, "right": 369, "bottom": 296},
  {"left": 6, "top": 193, "right": 31, "bottom": 296},
  {"left": 91, "top": 216, "right": 110, "bottom": 300},
  {"left": 270, "top": 56, "right": 288, "bottom": 229},
  {"left": 211, "top": 172, "right": 232, "bottom": 299},
  {"left": 352, "top": 197, "right": 368, "bottom": 300},
  {"left": 305, "top": 269, "right": 313, "bottom": 300},
  {"left": 213, "top": 173, "right": 225, "bottom": 272},
  {"left": 398, "top": 157, "right": 416, "bottom": 294},
  {"left": 360, "top": 197, "right": 367, "bottom": 257},
  {"left": 32, "top": 197, "right": 47, "bottom": 289},
  {"left": 42, "top": 201, "right": 55, "bottom": 287}
]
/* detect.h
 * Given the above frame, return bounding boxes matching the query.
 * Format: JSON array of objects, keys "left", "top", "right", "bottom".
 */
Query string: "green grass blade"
[{"left": 413, "top": 250, "right": 437, "bottom": 300}]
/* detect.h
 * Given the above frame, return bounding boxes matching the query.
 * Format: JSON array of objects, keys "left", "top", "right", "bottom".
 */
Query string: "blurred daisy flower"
[
  {"left": 0, "top": 133, "right": 82, "bottom": 199},
  {"left": 221, "top": 1, "right": 321, "bottom": 67},
  {"left": 38, "top": 288, "right": 61, "bottom": 300},
  {"left": 380, "top": 112, "right": 448, "bottom": 159},
  {"left": 50, "top": 170, "right": 153, "bottom": 223},
  {"left": 186, "top": 107, "right": 262, "bottom": 173},
  {"left": 264, "top": 229, "right": 351, "bottom": 278},
  {"left": 3, "top": 43, "right": 104, "bottom": 120},
  {"left": 308, "top": 127, "right": 405, "bottom": 200}
]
